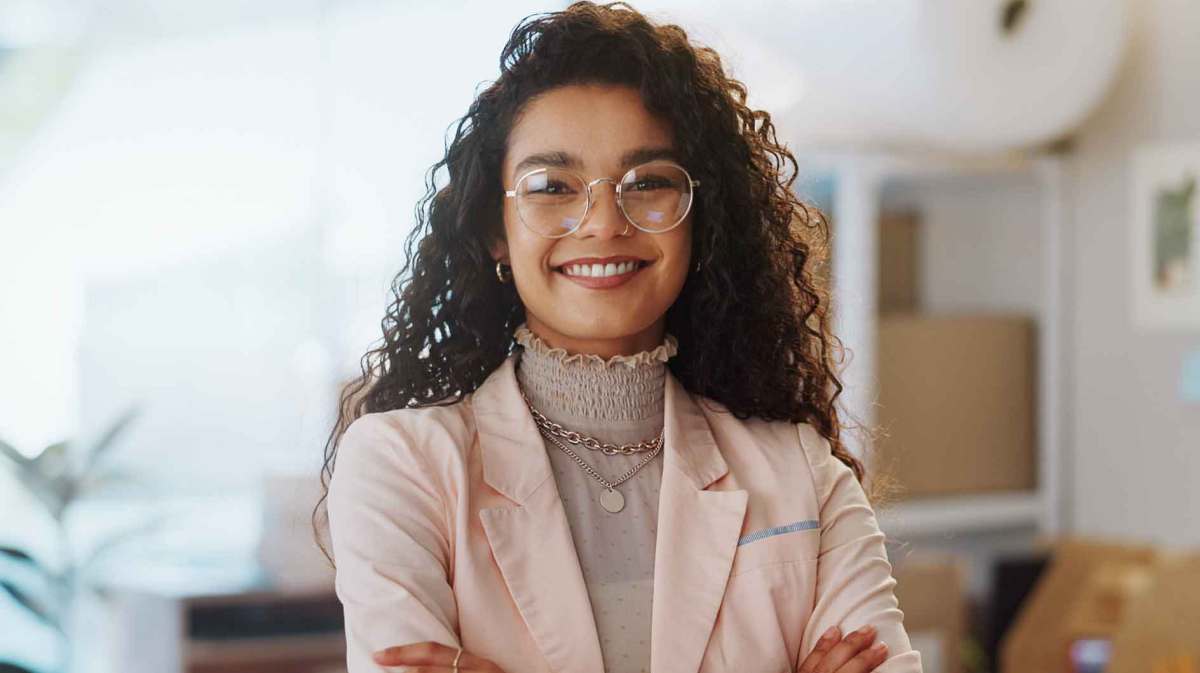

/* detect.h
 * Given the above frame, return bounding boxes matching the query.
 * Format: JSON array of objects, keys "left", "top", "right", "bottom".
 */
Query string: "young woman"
[{"left": 316, "top": 3, "right": 921, "bottom": 672}]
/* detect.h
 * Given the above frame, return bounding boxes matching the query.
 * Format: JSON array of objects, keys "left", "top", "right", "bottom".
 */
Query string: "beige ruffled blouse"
[{"left": 513, "top": 322, "right": 679, "bottom": 673}]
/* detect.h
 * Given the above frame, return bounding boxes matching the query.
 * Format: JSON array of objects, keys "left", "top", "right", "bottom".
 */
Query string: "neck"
[{"left": 522, "top": 315, "right": 668, "bottom": 360}]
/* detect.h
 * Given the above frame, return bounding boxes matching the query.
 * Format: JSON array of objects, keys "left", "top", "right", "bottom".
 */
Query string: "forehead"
[{"left": 504, "top": 84, "right": 675, "bottom": 177}]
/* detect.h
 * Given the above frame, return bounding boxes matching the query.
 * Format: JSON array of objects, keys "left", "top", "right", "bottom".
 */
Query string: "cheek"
[
  {"left": 502, "top": 229, "right": 558, "bottom": 310},
  {"left": 502, "top": 211, "right": 550, "bottom": 271},
  {"left": 662, "top": 224, "right": 693, "bottom": 281},
  {"left": 500, "top": 205, "right": 522, "bottom": 250}
]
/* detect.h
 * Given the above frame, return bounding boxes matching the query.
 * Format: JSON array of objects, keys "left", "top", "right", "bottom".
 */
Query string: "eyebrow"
[{"left": 511, "top": 146, "right": 680, "bottom": 179}]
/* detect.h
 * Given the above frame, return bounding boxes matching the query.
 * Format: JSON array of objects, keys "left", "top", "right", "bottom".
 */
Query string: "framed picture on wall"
[{"left": 1131, "top": 142, "right": 1200, "bottom": 330}]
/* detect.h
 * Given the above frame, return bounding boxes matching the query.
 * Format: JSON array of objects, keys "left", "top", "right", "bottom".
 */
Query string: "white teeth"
[{"left": 563, "top": 261, "right": 641, "bottom": 278}]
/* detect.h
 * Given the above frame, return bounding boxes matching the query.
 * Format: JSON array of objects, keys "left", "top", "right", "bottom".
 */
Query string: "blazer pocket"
[{"left": 730, "top": 519, "right": 820, "bottom": 576}]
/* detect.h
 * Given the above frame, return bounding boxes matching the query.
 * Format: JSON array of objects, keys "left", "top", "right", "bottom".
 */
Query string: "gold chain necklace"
[
  {"left": 519, "top": 389, "right": 663, "bottom": 455},
  {"left": 519, "top": 388, "right": 664, "bottom": 513}
]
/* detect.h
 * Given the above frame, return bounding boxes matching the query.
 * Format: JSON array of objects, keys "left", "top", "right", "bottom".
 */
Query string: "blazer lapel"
[
  {"left": 650, "top": 370, "right": 749, "bottom": 673},
  {"left": 472, "top": 353, "right": 748, "bottom": 673},
  {"left": 473, "top": 354, "right": 606, "bottom": 673}
]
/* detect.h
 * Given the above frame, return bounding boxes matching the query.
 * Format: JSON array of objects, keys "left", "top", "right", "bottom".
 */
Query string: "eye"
[
  {"left": 633, "top": 177, "right": 672, "bottom": 190},
  {"left": 626, "top": 175, "right": 676, "bottom": 192},
  {"left": 527, "top": 179, "right": 577, "bottom": 195}
]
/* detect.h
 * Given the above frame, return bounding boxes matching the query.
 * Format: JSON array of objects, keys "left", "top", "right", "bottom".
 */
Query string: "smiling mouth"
[{"left": 554, "top": 260, "right": 652, "bottom": 278}]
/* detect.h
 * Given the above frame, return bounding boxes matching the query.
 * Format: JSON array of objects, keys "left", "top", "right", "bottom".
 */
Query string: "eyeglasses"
[{"left": 503, "top": 160, "right": 701, "bottom": 239}]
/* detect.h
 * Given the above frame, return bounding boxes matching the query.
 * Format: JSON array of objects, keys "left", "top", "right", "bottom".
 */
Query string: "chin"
[{"left": 577, "top": 312, "right": 665, "bottom": 340}]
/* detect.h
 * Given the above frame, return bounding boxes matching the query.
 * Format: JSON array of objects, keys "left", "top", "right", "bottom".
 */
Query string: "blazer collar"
[{"left": 472, "top": 352, "right": 748, "bottom": 673}]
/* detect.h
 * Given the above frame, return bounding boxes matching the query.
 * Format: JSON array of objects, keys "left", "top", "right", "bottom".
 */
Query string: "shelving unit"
[
  {"left": 876, "top": 491, "right": 1044, "bottom": 541},
  {"left": 795, "top": 148, "right": 1067, "bottom": 540}
]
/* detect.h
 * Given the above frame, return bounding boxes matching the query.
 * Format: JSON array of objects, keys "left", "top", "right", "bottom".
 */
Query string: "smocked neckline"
[
  {"left": 513, "top": 321, "right": 672, "bottom": 423},
  {"left": 513, "top": 322, "right": 678, "bottom": 368}
]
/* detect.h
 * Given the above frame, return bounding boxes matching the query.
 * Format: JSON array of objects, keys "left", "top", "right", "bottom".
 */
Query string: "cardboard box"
[
  {"left": 1001, "top": 539, "right": 1159, "bottom": 673},
  {"left": 1108, "top": 554, "right": 1200, "bottom": 673},
  {"left": 811, "top": 207, "right": 918, "bottom": 311},
  {"left": 879, "top": 210, "right": 921, "bottom": 313},
  {"left": 893, "top": 554, "right": 967, "bottom": 673},
  {"left": 876, "top": 314, "right": 1037, "bottom": 498}
]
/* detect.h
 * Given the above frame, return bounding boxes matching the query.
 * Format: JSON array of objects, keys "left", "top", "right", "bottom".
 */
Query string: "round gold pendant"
[{"left": 599, "top": 488, "right": 625, "bottom": 513}]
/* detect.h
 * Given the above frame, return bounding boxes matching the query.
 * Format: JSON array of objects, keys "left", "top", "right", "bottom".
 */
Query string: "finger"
[
  {"left": 814, "top": 625, "right": 877, "bottom": 673},
  {"left": 372, "top": 641, "right": 495, "bottom": 670},
  {"left": 835, "top": 641, "right": 888, "bottom": 673},
  {"left": 798, "top": 625, "right": 842, "bottom": 672},
  {"left": 373, "top": 641, "right": 444, "bottom": 666}
]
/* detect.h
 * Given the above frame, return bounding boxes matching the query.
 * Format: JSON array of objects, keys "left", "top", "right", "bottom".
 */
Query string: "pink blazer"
[{"left": 327, "top": 353, "right": 922, "bottom": 673}]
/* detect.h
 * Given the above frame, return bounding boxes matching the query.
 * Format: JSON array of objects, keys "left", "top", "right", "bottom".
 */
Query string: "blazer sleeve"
[
  {"left": 326, "top": 412, "right": 461, "bottom": 672},
  {"left": 796, "top": 423, "right": 923, "bottom": 673}
]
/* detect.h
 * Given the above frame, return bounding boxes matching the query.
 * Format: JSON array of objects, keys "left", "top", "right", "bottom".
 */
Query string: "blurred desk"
[{"left": 99, "top": 557, "right": 345, "bottom": 673}]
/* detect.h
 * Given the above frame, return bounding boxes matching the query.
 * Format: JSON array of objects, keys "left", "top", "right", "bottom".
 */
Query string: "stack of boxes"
[{"left": 874, "top": 209, "right": 1038, "bottom": 499}]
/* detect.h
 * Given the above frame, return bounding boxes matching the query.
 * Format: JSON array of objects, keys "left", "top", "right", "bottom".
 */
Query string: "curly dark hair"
[{"left": 312, "top": 1, "right": 868, "bottom": 563}]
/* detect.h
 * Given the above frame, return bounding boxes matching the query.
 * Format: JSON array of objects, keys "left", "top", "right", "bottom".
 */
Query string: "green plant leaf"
[
  {"left": 81, "top": 407, "right": 139, "bottom": 475},
  {"left": 48, "top": 478, "right": 76, "bottom": 516},
  {"left": 0, "top": 547, "right": 35, "bottom": 564},
  {"left": 30, "top": 441, "right": 71, "bottom": 482},
  {"left": 2, "top": 440, "right": 65, "bottom": 521},
  {"left": 33, "top": 442, "right": 78, "bottom": 522},
  {"left": 0, "top": 580, "right": 63, "bottom": 634},
  {"left": 0, "top": 437, "right": 31, "bottom": 469},
  {"left": 77, "top": 467, "right": 153, "bottom": 498},
  {"left": 79, "top": 513, "right": 171, "bottom": 572},
  {"left": 14, "top": 472, "right": 66, "bottom": 522},
  {"left": 0, "top": 550, "right": 64, "bottom": 635},
  {"left": 0, "top": 542, "right": 59, "bottom": 623},
  {"left": 0, "top": 661, "right": 42, "bottom": 673}
]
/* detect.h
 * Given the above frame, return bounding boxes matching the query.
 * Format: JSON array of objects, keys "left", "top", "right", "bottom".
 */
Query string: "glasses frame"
[{"left": 503, "top": 160, "right": 701, "bottom": 239}]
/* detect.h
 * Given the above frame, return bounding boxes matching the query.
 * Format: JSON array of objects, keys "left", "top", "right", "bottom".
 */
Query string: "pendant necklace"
[
  {"left": 520, "top": 388, "right": 664, "bottom": 513},
  {"left": 537, "top": 424, "right": 664, "bottom": 513}
]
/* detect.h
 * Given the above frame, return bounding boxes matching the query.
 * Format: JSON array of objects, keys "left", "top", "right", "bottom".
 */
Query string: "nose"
[{"left": 573, "top": 179, "right": 629, "bottom": 239}]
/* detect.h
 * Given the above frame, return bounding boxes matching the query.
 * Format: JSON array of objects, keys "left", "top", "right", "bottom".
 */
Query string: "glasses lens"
[
  {"left": 619, "top": 162, "right": 692, "bottom": 231},
  {"left": 515, "top": 168, "right": 588, "bottom": 237}
]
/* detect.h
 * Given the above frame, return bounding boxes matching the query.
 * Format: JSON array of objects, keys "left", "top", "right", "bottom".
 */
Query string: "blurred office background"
[{"left": 2, "top": 1, "right": 1198, "bottom": 672}]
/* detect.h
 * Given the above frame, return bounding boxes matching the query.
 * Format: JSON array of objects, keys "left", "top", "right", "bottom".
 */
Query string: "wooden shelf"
[{"left": 877, "top": 491, "right": 1043, "bottom": 539}]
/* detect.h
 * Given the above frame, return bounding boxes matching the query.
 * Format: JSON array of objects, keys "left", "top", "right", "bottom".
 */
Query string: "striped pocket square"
[{"left": 736, "top": 518, "right": 820, "bottom": 546}]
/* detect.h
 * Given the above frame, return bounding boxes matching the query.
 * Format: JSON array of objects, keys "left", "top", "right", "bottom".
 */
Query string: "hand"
[
  {"left": 797, "top": 624, "right": 889, "bottom": 673},
  {"left": 372, "top": 641, "right": 507, "bottom": 672}
]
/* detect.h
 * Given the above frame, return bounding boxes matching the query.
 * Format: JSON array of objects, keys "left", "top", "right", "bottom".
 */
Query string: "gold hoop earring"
[{"left": 496, "top": 260, "right": 513, "bottom": 283}]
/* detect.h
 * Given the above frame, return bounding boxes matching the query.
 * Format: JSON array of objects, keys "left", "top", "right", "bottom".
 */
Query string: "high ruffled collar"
[
  {"left": 513, "top": 323, "right": 678, "bottom": 368},
  {"left": 512, "top": 322, "right": 677, "bottom": 423}
]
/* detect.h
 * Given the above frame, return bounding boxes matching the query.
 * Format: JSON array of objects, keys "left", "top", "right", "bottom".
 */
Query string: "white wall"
[
  {"left": 881, "top": 173, "right": 1045, "bottom": 316},
  {"left": 1066, "top": 0, "right": 1200, "bottom": 548},
  {"left": 0, "top": 1, "right": 551, "bottom": 492}
]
